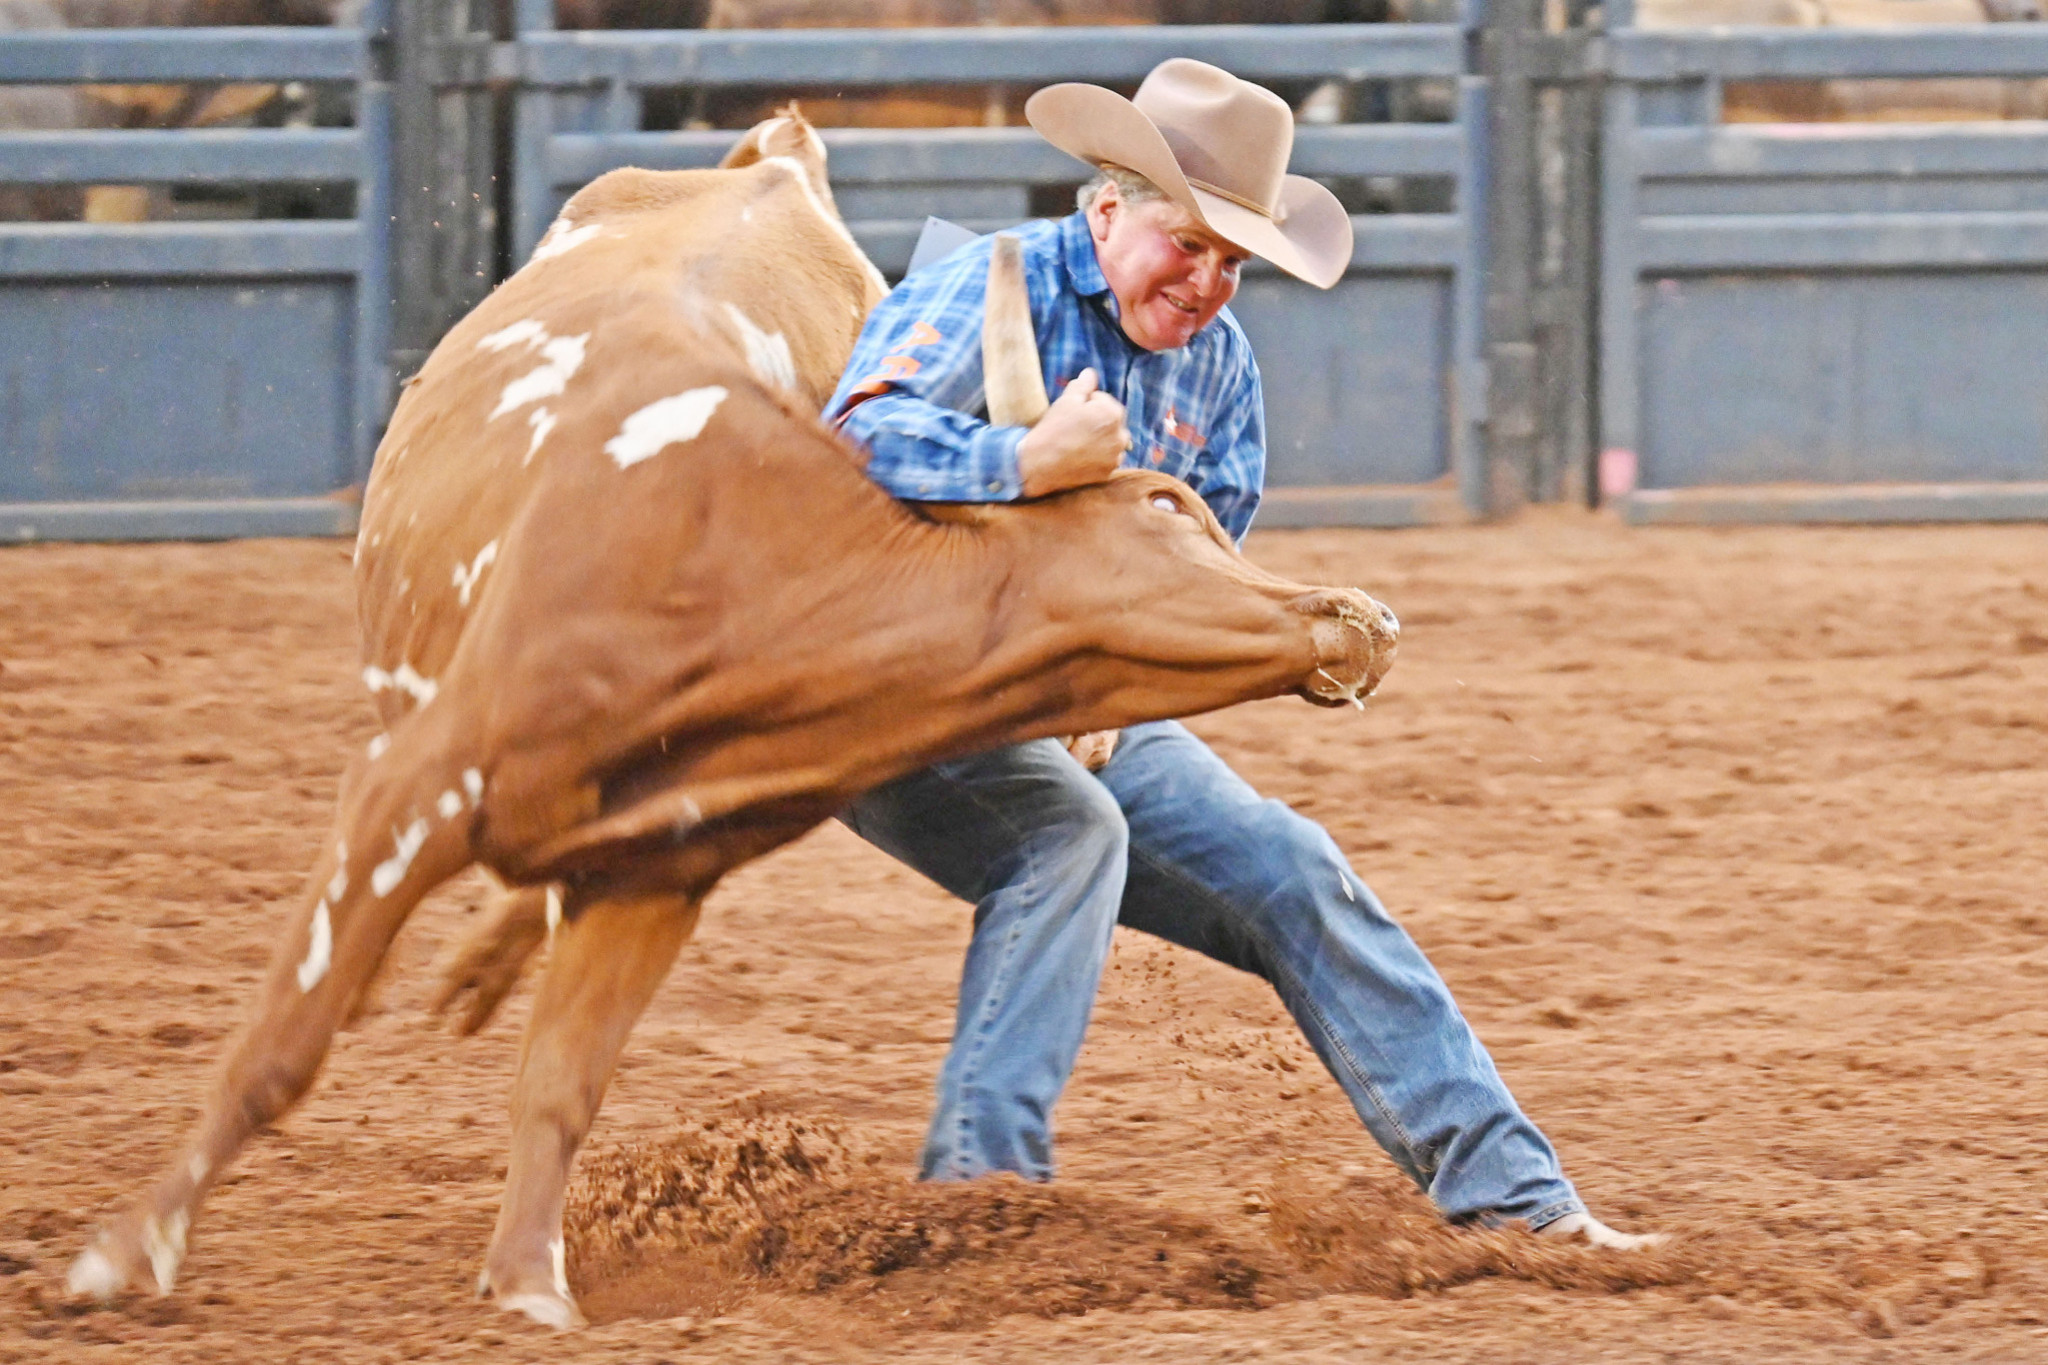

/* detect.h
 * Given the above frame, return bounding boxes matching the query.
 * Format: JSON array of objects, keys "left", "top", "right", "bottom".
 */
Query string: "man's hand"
[
  {"left": 1064, "top": 729, "right": 1119, "bottom": 772},
  {"left": 1016, "top": 368, "right": 1129, "bottom": 498}
]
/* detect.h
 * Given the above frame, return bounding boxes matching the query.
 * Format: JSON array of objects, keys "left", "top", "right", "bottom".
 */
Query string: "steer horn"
[{"left": 983, "top": 234, "right": 1049, "bottom": 428}]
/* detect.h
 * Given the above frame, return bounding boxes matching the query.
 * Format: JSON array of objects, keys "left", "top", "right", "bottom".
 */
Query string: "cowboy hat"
[{"left": 1024, "top": 58, "right": 1353, "bottom": 290}]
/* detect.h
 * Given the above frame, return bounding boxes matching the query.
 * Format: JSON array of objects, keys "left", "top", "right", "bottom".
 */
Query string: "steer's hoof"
[
  {"left": 477, "top": 1256, "right": 586, "bottom": 1332},
  {"left": 1539, "top": 1211, "right": 1667, "bottom": 1251},
  {"left": 66, "top": 1217, "right": 165, "bottom": 1301},
  {"left": 494, "top": 1288, "right": 587, "bottom": 1331}
]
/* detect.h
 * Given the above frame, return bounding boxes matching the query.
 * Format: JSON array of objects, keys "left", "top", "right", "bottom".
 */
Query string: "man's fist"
[
  {"left": 1017, "top": 368, "right": 1130, "bottom": 498},
  {"left": 1064, "top": 729, "right": 1119, "bottom": 772}
]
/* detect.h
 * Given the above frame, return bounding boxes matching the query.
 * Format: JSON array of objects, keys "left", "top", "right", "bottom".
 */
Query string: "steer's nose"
[{"left": 1293, "top": 588, "right": 1400, "bottom": 709}]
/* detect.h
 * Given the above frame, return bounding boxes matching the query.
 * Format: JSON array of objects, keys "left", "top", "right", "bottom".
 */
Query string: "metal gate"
[
  {"left": 1597, "top": 11, "right": 2048, "bottom": 524},
  {"left": 0, "top": 12, "right": 394, "bottom": 541}
]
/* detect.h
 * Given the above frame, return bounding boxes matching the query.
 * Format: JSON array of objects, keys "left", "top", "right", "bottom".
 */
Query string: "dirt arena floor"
[{"left": 3, "top": 511, "right": 2046, "bottom": 1363}]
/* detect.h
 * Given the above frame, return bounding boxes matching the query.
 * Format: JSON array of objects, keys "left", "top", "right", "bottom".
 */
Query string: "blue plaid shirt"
[{"left": 824, "top": 211, "right": 1267, "bottom": 543}]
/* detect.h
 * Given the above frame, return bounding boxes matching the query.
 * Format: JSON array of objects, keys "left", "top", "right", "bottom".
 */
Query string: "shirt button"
[{"left": 986, "top": 480, "right": 1001, "bottom": 492}]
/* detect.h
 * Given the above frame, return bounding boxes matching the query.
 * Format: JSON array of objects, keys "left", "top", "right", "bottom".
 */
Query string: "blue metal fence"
[
  {"left": 509, "top": 6, "right": 1494, "bottom": 527},
  {"left": 1599, "top": 12, "right": 2048, "bottom": 524},
  {"left": 19, "top": 10, "right": 2048, "bottom": 539},
  {"left": 0, "top": 13, "right": 393, "bottom": 542}
]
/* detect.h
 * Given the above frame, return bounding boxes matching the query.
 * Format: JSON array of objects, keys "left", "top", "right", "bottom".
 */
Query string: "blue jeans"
[{"left": 842, "top": 720, "right": 1585, "bottom": 1229}]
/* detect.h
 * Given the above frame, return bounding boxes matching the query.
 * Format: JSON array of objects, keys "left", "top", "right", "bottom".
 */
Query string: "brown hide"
[{"left": 1636, "top": 0, "right": 2048, "bottom": 122}]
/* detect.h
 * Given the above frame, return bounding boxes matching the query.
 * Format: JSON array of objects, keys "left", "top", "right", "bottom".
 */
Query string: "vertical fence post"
[
  {"left": 511, "top": 0, "right": 555, "bottom": 265},
  {"left": 1480, "top": 0, "right": 1541, "bottom": 517},
  {"left": 1532, "top": 0, "right": 1601, "bottom": 507},
  {"left": 1597, "top": 0, "right": 1640, "bottom": 504},
  {"left": 354, "top": 0, "right": 396, "bottom": 486},
  {"left": 390, "top": 0, "right": 498, "bottom": 379}
]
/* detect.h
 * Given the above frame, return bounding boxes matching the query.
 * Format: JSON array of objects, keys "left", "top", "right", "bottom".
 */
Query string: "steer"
[{"left": 67, "top": 109, "right": 1399, "bottom": 1330}]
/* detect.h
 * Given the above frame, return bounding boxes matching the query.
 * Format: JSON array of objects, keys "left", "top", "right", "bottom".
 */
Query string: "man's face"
[{"left": 1086, "top": 184, "right": 1250, "bottom": 353}]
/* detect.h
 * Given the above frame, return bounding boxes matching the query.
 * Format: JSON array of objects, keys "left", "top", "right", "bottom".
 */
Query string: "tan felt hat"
[{"left": 1025, "top": 58, "right": 1353, "bottom": 290}]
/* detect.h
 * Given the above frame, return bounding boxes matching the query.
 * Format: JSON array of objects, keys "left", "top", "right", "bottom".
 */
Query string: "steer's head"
[{"left": 929, "top": 471, "right": 1398, "bottom": 722}]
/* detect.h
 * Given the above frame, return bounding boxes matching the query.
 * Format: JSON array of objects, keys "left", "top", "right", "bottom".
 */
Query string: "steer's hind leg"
[
  {"left": 68, "top": 724, "right": 483, "bottom": 1302},
  {"left": 477, "top": 891, "right": 698, "bottom": 1330}
]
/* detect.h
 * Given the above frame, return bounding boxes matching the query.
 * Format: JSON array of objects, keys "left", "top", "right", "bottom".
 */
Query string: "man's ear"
[{"left": 1087, "top": 182, "right": 1119, "bottom": 244}]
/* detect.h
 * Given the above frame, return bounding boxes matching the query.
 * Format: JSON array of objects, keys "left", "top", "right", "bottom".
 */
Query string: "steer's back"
[{"left": 353, "top": 142, "right": 883, "bottom": 729}]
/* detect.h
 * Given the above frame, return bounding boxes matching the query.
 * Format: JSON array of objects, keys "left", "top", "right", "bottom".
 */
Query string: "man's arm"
[
  {"left": 826, "top": 239, "right": 1126, "bottom": 503},
  {"left": 1191, "top": 348, "right": 1267, "bottom": 545}
]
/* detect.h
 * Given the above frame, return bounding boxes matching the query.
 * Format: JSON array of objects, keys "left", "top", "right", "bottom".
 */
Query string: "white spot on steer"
[
  {"left": 186, "top": 1153, "right": 209, "bottom": 1186},
  {"left": 143, "top": 1209, "right": 188, "bottom": 1294},
  {"left": 525, "top": 406, "right": 558, "bottom": 464},
  {"left": 723, "top": 303, "right": 797, "bottom": 392},
  {"left": 367, "top": 733, "right": 391, "bottom": 761},
  {"left": 492, "top": 334, "right": 589, "bottom": 420},
  {"left": 371, "top": 818, "right": 432, "bottom": 898},
  {"left": 462, "top": 767, "right": 485, "bottom": 804},
  {"left": 363, "top": 662, "right": 438, "bottom": 708},
  {"left": 531, "top": 217, "right": 605, "bottom": 263},
  {"left": 66, "top": 1243, "right": 124, "bottom": 1299},
  {"left": 544, "top": 884, "right": 563, "bottom": 945},
  {"left": 477, "top": 318, "right": 546, "bottom": 353},
  {"left": 297, "top": 899, "right": 332, "bottom": 991},
  {"left": 437, "top": 789, "right": 463, "bottom": 820},
  {"left": 605, "top": 387, "right": 729, "bottom": 470},
  {"left": 759, "top": 155, "right": 888, "bottom": 298},
  {"left": 325, "top": 842, "right": 348, "bottom": 904},
  {"left": 452, "top": 539, "right": 500, "bottom": 609},
  {"left": 550, "top": 1236, "right": 569, "bottom": 1297}
]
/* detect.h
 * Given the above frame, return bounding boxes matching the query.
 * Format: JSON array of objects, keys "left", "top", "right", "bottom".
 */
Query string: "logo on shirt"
[
  {"left": 1161, "top": 406, "right": 1206, "bottom": 449},
  {"left": 905, "top": 321, "right": 943, "bottom": 347}
]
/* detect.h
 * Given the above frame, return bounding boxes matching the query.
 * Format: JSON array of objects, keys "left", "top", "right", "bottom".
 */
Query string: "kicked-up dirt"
[{"left": 1, "top": 510, "right": 2045, "bottom": 1363}]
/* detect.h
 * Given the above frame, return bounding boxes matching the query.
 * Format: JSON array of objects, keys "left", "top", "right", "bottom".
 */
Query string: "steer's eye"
[{"left": 1150, "top": 494, "right": 1183, "bottom": 514}]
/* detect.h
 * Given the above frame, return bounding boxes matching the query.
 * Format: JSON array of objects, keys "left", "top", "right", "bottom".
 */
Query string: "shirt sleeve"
[
  {"left": 1191, "top": 348, "right": 1266, "bottom": 545},
  {"left": 823, "top": 241, "right": 1029, "bottom": 504}
]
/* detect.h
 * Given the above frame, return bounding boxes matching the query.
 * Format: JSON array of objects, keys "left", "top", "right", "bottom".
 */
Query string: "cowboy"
[{"left": 823, "top": 58, "right": 1655, "bottom": 1248}]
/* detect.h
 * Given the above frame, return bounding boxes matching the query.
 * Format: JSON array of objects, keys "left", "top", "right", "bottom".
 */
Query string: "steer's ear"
[{"left": 983, "top": 234, "right": 1049, "bottom": 429}]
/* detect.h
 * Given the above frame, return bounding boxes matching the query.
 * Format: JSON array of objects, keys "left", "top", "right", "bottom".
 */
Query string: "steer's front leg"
[{"left": 477, "top": 891, "right": 698, "bottom": 1330}]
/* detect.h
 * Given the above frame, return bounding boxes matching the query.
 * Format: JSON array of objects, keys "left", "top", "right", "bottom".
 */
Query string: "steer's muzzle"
[{"left": 1293, "top": 588, "right": 1400, "bottom": 708}]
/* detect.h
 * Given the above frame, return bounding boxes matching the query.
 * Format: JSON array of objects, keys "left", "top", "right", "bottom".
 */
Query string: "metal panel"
[
  {"left": 0, "top": 499, "right": 359, "bottom": 544},
  {"left": 1610, "top": 26, "right": 2048, "bottom": 82},
  {"left": 0, "top": 223, "right": 361, "bottom": 278},
  {"left": 0, "top": 28, "right": 366, "bottom": 82},
  {"left": 0, "top": 281, "right": 356, "bottom": 501},
  {"left": 1641, "top": 177, "right": 2048, "bottom": 216},
  {"left": 1636, "top": 271, "right": 2048, "bottom": 487},
  {"left": 1635, "top": 122, "right": 2048, "bottom": 179},
  {"left": 518, "top": 24, "right": 1467, "bottom": 89},
  {"left": 1639, "top": 210, "right": 2048, "bottom": 269},
  {"left": 1230, "top": 273, "right": 1453, "bottom": 489},
  {"left": 1616, "top": 481, "right": 2048, "bottom": 524},
  {"left": 543, "top": 122, "right": 1467, "bottom": 189},
  {"left": 0, "top": 129, "right": 364, "bottom": 185}
]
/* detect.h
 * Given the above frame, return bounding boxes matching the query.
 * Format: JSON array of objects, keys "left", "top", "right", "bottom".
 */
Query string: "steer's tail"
[
  {"left": 431, "top": 879, "right": 556, "bottom": 1035},
  {"left": 68, "top": 707, "right": 485, "bottom": 1302}
]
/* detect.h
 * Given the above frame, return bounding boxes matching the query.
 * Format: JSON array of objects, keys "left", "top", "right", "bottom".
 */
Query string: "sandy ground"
[{"left": 2, "top": 511, "right": 2046, "bottom": 1363}]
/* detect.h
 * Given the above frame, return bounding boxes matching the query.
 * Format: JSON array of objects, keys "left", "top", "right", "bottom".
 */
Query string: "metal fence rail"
[
  {"left": 0, "top": 12, "right": 394, "bottom": 542},
  {"left": 1599, "top": 18, "right": 2048, "bottom": 525},
  {"left": 511, "top": 10, "right": 1492, "bottom": 527}
]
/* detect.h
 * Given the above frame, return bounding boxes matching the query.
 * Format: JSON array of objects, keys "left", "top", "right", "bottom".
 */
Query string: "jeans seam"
[
  {"left": 1124, "top": 840, "right": 1427, "bottom": 1169},
  {"left": 915, "top": 761, "right": 1050, "bottom": 1174}
]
